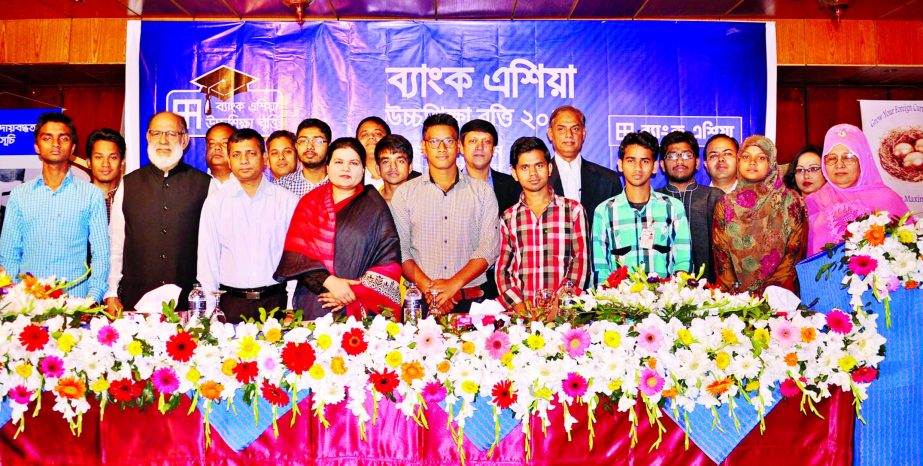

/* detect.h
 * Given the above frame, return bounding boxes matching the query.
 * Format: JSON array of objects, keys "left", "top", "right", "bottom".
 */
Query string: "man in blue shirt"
[{"left": 0, "top": 112, "right": 109, "bottom": 302}]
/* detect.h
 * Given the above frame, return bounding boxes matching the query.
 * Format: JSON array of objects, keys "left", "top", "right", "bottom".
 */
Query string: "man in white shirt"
[
  {"left": 197, "top": 128, "right": 298, "bottom": 323},
  {"left": 703, "top": 133, "right": 740, "bottom": 194},
  {"left": 205, "top": 122, "right": 236, "bottom": 196},
  {"left": 356, "top": 116, "right": 390, "bottom": 190}
]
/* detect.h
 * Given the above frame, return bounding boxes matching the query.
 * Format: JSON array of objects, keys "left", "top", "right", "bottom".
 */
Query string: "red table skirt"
[{"left": 1, "top": 391, "right": 853, "bottom": 465}]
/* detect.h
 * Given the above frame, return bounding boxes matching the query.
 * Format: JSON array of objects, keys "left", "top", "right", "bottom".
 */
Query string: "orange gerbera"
[
  {"left": 800, "top": 327, "right": 817, "bottom": 343},
  {"left": 401, "top": 361, "right": 425, "bottom": 385},
  {"left": 662, "top": 387, "right": 679, "bottom": 399},
  {"left": 706, "top": 378, "right": 734, "bottom": 397},
  {"left": 864, "top": 225, "right": 886, "bottom": 246},
  {"left": 200, "top": 381, "right": 225, "bottom": 400},
  {"left": 784, "top": 352, "right": 799, "bottom": 367},
  {"left": 54, "top": 377, "right": 87, "bottom": 400},
  {"left": 436, "top": 361, "right": 451, "bottom": 373}
]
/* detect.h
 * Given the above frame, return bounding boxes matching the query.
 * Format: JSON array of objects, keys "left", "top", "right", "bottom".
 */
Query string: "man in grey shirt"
[{"left": 390, "top": 113, "right": 500, "bottom": 315}]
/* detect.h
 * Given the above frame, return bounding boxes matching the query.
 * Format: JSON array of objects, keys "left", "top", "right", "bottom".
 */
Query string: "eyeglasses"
[
  {"left": 147, "top": 130, "right": 186, "bottom": 142},
  {"left": 425, "top": 138, "right": 457, "bottom": 148},
  {"left": 706, "top": 150, "right": 735, "bottom": 160},
  {"left": 664, "top": 151, "right": 696, "bottom": 161},
  {"left": 824, "top": 153, "right": 859, "bottom": 166},
  {"left": 296, "top": 137, "right": 328, "bottom": 146},
  {"left": 794, "top": 165, "right": 822, "bottom": 175}
]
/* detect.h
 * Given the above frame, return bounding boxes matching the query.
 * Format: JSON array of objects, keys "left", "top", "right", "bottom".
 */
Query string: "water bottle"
[
  {"left": 402, "top": 282, "right": 423, "bottom": 324},
  {"left": 557, "top": 280, "right": 577, "bottom": 314},
  {"left": 187, "top": 283, "right": 207, "bottom": 320}
]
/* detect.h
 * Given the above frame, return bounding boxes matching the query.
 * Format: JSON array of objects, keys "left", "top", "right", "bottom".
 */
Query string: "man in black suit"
[
  {"left": 547, "top": 106, "right": 622, "bottom": 287},
  {"left": 459, "top": 118, "right": 521, "bottom": 299}
]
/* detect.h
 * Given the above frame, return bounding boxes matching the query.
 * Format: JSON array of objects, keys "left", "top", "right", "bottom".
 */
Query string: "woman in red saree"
[{"left": 274, "top": 137, "right": 401, "bottom": 320}]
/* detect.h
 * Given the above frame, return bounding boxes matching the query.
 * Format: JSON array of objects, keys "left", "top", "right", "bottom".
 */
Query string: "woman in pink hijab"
[{"left": 805, "top": 123, "right": 910, "bottom": 255}]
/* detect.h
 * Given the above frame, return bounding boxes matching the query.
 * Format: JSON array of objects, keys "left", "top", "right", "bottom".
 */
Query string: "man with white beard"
[{"left": 105, "top": 112, "right": 211, "bottom": 312}]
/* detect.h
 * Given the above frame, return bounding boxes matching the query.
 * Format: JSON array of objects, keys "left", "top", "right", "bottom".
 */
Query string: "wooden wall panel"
[
  {"left": 803, "top": 20, "right": 877, "bottom": 65},
  {"left": 69, "top": 18, "right": 127, "bottom": 64},
  {"left": 0, "top": 19, "right": 71, "bottom": 64},
  {"left": 876, "top": 21, "right": 923, "bottom": 65},
  {"left": 60, "top": 86, "right": 126, "bottom": 156},
  {"left": 775, "top": 19, "right": 805, "bottom": 65},
  {"left": 804, "top": 87, "right": 890, "bottom": 146},
  {"left": 776, "top": 86, "right": 807, "bottom": 163}
]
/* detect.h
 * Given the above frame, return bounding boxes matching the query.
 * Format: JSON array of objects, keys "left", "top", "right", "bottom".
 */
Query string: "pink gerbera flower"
[
  {"left": 562, "top": 372, "right": 588, "bottom": 398},
  {"left": 561, "top": 328, "right": 591, "bottom": 358},
  {"left": 639, "top": 368, "right": 664, "bottom": 396},
  {"left": 780, "top": 378, "right": 802, "bottom": 397},
  {"left": 770, "top": 320, "right": 798, "bottom": 348},
  {"left": 97, "top": 325, "right": 119, "bottom": 347},
  {"left": 826, "top": 309, "right": 854, "bottom": 334},
  {"left": 848, "top": 255, "right": 878, "bottom": 276},
  {"left": 421, "top": 381, "right": 447, "bottom": 403},
  {"left": 38, "top": 355, "right": 64, "bottom": 378},
  {"left": 151, "top": 367, "right": 179, "bottom": 394},
  {"left": 484, "top": 331, "right": 511, "bottom": 360},
  {"left": 636, "top": 325, "right": 663, "bottom": 353},
  {"left": 9, "top": 385, "right": 33, "bottom": 404},
  {"left": 414, "top": 328, "right": 444, "bottom": 358}
]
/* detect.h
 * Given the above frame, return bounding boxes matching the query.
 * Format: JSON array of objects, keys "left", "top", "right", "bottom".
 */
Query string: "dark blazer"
[
  {"left": 656, "top": 182, "right": 724, "bottom": 283},
  {"left": 491, "top": 169, "right": 522, "bottom": 217}
]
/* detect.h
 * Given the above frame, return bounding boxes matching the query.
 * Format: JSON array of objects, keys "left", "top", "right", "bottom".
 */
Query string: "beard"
[
  {"left": 667, "top": 170, "right": 695, "bottom": 184},
  {"left": 302, "top": 157, "right": 326, "bottom": 169},
  {"left": 148, "top": 143, "right": 184, "bottom": 172}
]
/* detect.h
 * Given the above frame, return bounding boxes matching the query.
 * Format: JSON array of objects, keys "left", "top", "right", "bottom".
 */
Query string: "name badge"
[{"left": 640, "top": 226, "right": 655, "bottom": 250}]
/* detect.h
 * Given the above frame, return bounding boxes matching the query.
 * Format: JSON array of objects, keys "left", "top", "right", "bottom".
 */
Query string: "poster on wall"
[
  {"left": 130, "top": 20, "right": 775, "bottom": 185},
  {"left": 859, "top": 100, "right": 923, "bottom": 214}
]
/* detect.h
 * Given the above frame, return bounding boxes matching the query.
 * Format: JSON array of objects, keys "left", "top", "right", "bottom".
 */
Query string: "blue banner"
[
  {"left": 0, "top": 109, "right": 60, "bottom": 156},
  {"left": 139, "top": 20, "right": 770, "bottom": 184}
]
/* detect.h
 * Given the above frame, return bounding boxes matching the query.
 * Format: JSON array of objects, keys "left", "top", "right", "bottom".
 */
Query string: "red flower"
[
  {"left": 48, "top": 287, "right": 63, "bottom": 299},
  {"left": 342, "top": 328, "right": 368, "bottom": 356},
  {"left": 233, "top": 361, "right": 258, "bottom": 384},
  {"left": 109, "top": 378, "right": 142, "bottom": 403},
  {"left": 166, "top": 332, "right": 197, "bottom": 362},
  {"left": 281, "top": 342, "right": 316, "bottom": 374},
  {"left": 852, "top": 367, "right": 878, "bottom": 384},
  {"left": 491, "top": 380, "right": 517, "bottom": 409},
  {"left": 604, "top": 266, "right": 629, "bottom": 289},
  {"left": 369, "top": 368, "right": 399, "bottom": 395},
  {"left": 260, "top": 381, "right": 290, "bottom": 407},
  {"left": 19, "top": 324, "right": 49, "bottom": 352},
  {"left": 780, "top": 378, "right": 803, "bottom": 398}
]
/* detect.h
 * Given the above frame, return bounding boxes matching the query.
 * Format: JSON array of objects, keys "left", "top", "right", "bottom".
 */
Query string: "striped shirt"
[
  {"left": 496, "top": 192, "right": 588, "bottom": 309},
  {"left": 0, "top": 171, "right": 110, "bottom": 301},
  {"left": 390, "top": 170, "right": 500, "bottom": 286},
  {"left": 273, "top": 170, "right": 328, "bottom": 198},
  {"left": 591, "top": 191, "right": 691, "bottom": 282}
]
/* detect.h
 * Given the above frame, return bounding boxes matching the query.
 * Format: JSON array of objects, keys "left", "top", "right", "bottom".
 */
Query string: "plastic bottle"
[{"left": 402, "top": 282, "right": 423, "bottom": 324}]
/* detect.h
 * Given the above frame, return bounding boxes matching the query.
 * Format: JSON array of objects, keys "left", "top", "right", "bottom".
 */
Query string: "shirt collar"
[
  {"left": 554, "top": 153, "right": 583, "bottom": 170},
  {"left": 425, "top": 168, "right": 463, "bottom": 192},
  {"left": 664, "top": 180, "right": 699, "bottom": 193},
  {"left": 461, "top": 165, "right": 494, "bottom": 188},
  {"left": 34, "top": 170, "right": 74, "bottom": 190}
]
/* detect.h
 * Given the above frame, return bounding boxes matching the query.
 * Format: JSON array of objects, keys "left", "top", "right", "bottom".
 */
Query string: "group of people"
[{"left": 0, "top": 105, "right": 911, "bottom": 323}]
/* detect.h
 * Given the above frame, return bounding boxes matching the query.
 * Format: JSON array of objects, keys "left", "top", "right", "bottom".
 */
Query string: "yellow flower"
[
  {"left": 330, "top": 356, "right": 347, "bottom": 375},
  {"left": 237, "top": 336, "right": 261, "bottom": 360},
  {"left": 316, "top": 334, "right": 332, "bottom": 350},
  {"left": 462, "top": 341, "right": 476, "bottom": 354},
  {"left": 526, "top": 334, "right": 545, "bottom": 350},
  {"left": 385, "top": 350, "right": 403, "bottom": 368},
  {"left": 800, "top": 327, "right": 817, "bottom": 343},
  {"left": 603, "top": 330, "right": 622, "bottom": 348},
  {"left": 744, "top": 380, "right": 760, "bottom": 392},
  {"left": 629, "top": 282, "right": 645, "bottom": 293},
  {"left": 534, "top": 386, "right": 553, "bottom": 400},
  {"left": 186, "top": 367, "right": 202, "bottom": 384},
  {"left": 386, "top": 322, "right": 401, "bottom": 337},
  {"left": 715, "top": 352, "right": 731, "bottom": 370},
  {"left": 57, "top": 333, "right": 77, "bottom": 353},
  {"left": 126, "top": 340, "right": 143, "bottom": 357},
  {"left": 752, "top": 328, "right": 770, "bottom": 348},
  {"left": 608, "top": 379, "right": 623, "bottom": 392},
  {"left": 90, "top": 378, "right": 110, "bottom": 393},
  {"left": 15, "top": 363, "right": 33, "bottom": 379},
  {"left": 309, "top": 364, "right": 325, "bottom": 380},
  {"left": 263, "top": 328, "right": 282, "bottom": 343},
  {"left": 677, "top": 329, "right": 694, "bottom": 346},
  {"left": 461, "top": 380, "right": 479, "bottom": 394},
  {"left": 501, "top": 351, "right": 514, "bottom": 370},
  {"left": 0, "top": 273, "right": 11, "bottom": 288},
  {"left": 838, "top": 355, "right": 857, "bottom": 372},
  {"left": 721, "top": 328, "right": 739, "bottom": 345},
  {"left": 221, "top": 359, "right": 238, "bottom": 376},
  {"left": 897, "top": 228, "right": 916, "bottom": 244}
]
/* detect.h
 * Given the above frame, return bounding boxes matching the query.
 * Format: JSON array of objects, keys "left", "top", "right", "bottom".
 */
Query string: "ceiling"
[{"left": 0, "top": 0, "right": 920, "bottom": 20}]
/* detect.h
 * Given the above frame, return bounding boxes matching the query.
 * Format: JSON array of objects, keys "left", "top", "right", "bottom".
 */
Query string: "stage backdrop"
[
  {"left": 130, "top": 20, "right": 775, "bottom": 184},
  {"left": 859, "top": 100, "right": 923, "bottom": 214}
]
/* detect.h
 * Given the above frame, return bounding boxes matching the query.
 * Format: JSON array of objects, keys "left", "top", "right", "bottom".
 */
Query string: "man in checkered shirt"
[{"left": 495, "top": 137, "right": 588, "bottom": 313}]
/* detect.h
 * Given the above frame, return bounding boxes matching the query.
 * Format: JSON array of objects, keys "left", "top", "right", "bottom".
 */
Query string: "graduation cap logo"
[{"left": 190, "top": 66, "right": 258, "bottom": 115}]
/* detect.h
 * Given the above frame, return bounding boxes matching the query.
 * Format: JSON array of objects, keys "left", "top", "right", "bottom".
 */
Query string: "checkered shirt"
[{"left": 273, "top": 171, "right": 328, "bottom": 198}]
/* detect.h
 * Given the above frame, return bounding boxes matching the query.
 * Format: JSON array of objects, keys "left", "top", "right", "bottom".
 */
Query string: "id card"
[{"left": 640, "top": 227, "right": 655, "bottom": 249}]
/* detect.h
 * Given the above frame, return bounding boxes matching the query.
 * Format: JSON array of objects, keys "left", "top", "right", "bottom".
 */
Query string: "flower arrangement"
[
  {"left": 818, "top": 211, "right": 923, "bottom": 326},
  {"left": 0, "top": 270, "right": 885, "bottom": 459}
]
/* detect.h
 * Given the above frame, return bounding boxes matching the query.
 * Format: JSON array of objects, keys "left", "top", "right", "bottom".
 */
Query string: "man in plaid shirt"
[
  {"left": 496, "top": 137, "right": 588, "bottom": 313},
  {"left": 592, "top": 131, "right": 691, "bottom": 283}
]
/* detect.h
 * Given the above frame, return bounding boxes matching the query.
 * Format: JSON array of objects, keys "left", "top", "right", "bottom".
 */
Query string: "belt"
[
  {"left": 220, "top": 283, "right": 286, "bottom": 300},
  {"left": 451, "top": 286, "right": 484, "bottom": 302}
]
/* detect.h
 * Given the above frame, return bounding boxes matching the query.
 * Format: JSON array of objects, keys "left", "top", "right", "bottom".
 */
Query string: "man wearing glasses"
[
  {"left": 105, "top": 111, "right": 211, "bottom": 313},
  {"left": 656, "top": 131, "right": 723, "bottom": 283},
  {"left": 390, "top": 113, "right": 500, "bottom": 315},
  {"left": 703, "top": 133, "right": 740, "bottom": 194},
  {"left": 274, "top": 118, "right": 331, "bottom": 198}
]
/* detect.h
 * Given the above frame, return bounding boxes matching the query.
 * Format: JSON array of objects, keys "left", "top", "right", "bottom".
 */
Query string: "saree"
[{"left": 274, "top": 184, "right": 402, "bottom": 320}]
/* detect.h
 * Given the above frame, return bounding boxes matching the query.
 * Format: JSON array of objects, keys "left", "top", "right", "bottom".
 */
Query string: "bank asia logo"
[{"left": 166, "top": 65, "right": 285, "bottom": 138}]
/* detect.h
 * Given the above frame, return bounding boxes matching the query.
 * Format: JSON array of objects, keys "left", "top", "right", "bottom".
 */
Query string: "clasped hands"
[{"left": 419, "top": 278, "right": 463, "bottom": 317}]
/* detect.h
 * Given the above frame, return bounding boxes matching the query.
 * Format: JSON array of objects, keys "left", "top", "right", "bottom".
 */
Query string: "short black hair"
[
  {"left": 296, "top": 118, "right": 332, "bottom": 143},
  {"left": 267, "top": 130, "right": 295, "bottom": 147},
  {"left": 375, "top": 134, "right": 414, "bottom": 165},
  {"left": 356, "top": 116, "right": 391, "bottom": 137},
  {"left": 86, "top": 128, "right": 126, "bottom": 160},
  {"left": 421, "top": 113, "right": 459, "bottom": 139},
  {"left": 327, "top": 137, "right": 366, "bottom": 166},
  {"left": 510, "top": 137, "right": 551, "bottom": 167},
  {"left": 147, "top": 111, "right": 188, "bottom": 133},
  {"left": 206, "top": 122, "right": 236, "bottom": 139},
  {"left": 228, "top": 128, "right": 265, "bottom": 154},
  {"left": 35, "top": 112, "right": 77, "bottom": 148},
  {"left": 659, "top": 130, "right": 699, "bottom": 160},
  {"left": 460, "top": 119, "right": 498, "bottom": 146},
  {"left": 782, "top": 144, "right": 823, "bottom": 192},
  {"left": 618, "top": 131, "right": 660, "bottom": 160},
  {"left": 704, "top": 133, "right": 739, "bottom": 156}
]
